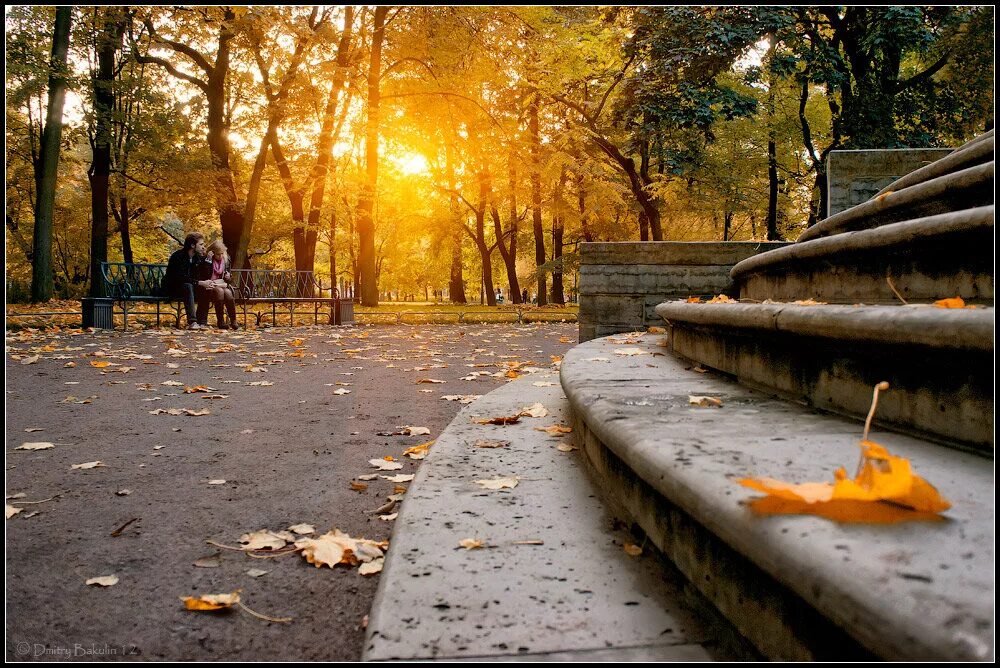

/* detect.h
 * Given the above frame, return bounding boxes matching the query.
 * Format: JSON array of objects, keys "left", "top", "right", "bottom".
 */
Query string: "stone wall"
[
  {"left": 826, "top": 149, "right": 952, "bottom": 217},
  {"left": 578, "top": 242, "right": 788, "bottom": 342}
]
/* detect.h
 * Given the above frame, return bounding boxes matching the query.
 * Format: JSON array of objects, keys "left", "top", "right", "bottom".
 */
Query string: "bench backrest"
[
  {"left": 100, "top": 262, "right": 167, "bottom": 299},
  {"left": 99, "top": 262, "right": 330, "bottom": 300}
]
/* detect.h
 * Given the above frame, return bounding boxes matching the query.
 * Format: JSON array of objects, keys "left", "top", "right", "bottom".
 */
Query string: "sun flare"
[{"left": 394, "top": 152, "right": 430, "bottom": 176}]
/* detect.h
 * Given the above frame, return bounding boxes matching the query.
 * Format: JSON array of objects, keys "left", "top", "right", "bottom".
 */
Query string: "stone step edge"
[
  {"left": 874, "top": 134, "right": 994, "bottom": 197},
  {"left": 654, "top": 302, "right": 993, "bottom": 351},
  {"left": 362, "top": 371, "right": 735, "bottom": 662},
  {"left": 560, "top": 335, "right": 994, "bottom": 661},
  {"left": 730, "top": 206, "right": 994, "bottom": 282},
  {"left": 798, "top": 161, "right": 993, "bottom": 243}
]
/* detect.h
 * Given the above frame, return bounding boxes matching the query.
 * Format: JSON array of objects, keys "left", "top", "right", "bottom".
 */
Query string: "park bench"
[{"left": 87, "top": 262, "right": 353, "bottom": 330}]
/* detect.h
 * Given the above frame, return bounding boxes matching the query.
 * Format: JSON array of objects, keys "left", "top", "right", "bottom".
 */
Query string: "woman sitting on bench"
[{"left": 198, "top": 239, "right": 239, "bottom": 330}]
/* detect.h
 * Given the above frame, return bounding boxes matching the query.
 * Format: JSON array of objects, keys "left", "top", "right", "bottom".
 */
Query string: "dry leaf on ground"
[
  {"left": 208, "top": 480, "right": 226, "bottom": 485},
  {"left": 287, "top": 523, "right": 315, "bottom": 535},
  {"left": 416, "top": 378, "right": 446, "bottom": 384},
  {"left": 239, "top": 530, "right": 293, "bottom": 551},
  {"left": 193, "top": 554, "right": 222, "bottom": 568},
  {"left": 689, "top": 395, "right": 723, "bottom": 408},
  {"left": 381, "top": 474, "right": 415, "bottom": 483},
  {"left": 86, "top": 575, "right": 120, "bottom": 586},
  {"left": 15, "top": 442, "right": 55, "bottom": 451},
  {"left": 623, "top": 544, "right": 643, "bottom": 557},
  {"left": 475, "top": 477, "right": 519, "bottom": 490},
  {"left": 403, "top": 441, "right": 433, "bottom": 459},
  {"left": 350, "top": 481, "right": 369, "bottom": 491},
  {"left": 518, "top": 402, "right": 548, "bottom": 418},
  {"left": 246, "top": 569, "right": 269, "bottom": 578},
  {"left": 369, "top": 459, "right": 403, "bottom": 471},
  {"left": 182, "top": 592, "right": 240, "bottom": 611},
  {"left": 556, "top": 443, "right": 578, "bottom": 452},
  {"left": 458, "top": 538, "right": 484, "bottom": 550},
  {"left": 332, "top": 388, "right": 351, "bottom": 395},
  {"left": 534, "top": 425, "right": 572, "bottom": 436},
  {"left": 359, "top": 558, "right": 384, "bottom": 576},
  {"left": 71, "top": 461, "right": 104, "bottom": 470},
  {"left": 401, "top": 426, "right": 430, "bottom": 436},
  {"left": 475, "top": 415, "right": 521, "bottom": 426},
  {"left": 614, "top": 348, "right": 647, "bottom": 356},
  {"left": 6, "top": 505, "right": 24, "bottom": 519},
  {"left": 473, "top": 439, "right": 509, "bottom": 449}
]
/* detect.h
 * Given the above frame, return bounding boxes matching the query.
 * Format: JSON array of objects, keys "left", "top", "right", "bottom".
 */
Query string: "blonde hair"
[{"left": 208, "top": 239, "right": 228, "bottom": 262}]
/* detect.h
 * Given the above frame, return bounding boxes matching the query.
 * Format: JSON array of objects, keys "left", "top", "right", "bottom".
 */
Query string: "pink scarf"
[{"left": 212, "top": 256, "right": 225, "bottom": 280}]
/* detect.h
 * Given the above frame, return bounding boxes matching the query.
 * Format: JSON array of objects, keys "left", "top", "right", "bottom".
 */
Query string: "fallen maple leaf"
[
  {"left": 208, "top": 480, "right": 227, "bottom": 485},
  {"left": 401, "top": 426, "right": 430, "bottom": 436},
  {"left": 403, "top": 441, "right": 434, "bottom": 459},
  {"left": 71, "top": 461, "right": 104, "bottom": 470},
  {"left": 332, "top": 388, "right": 351, "bottom": 395},
  {"left": 474, "top": 476, "right": 519, "bottom": 490},
  {"left": 473, "top": 439, "right": 508, "bottom": 449},
  {"left": 182, "top": 591, "right": 240, "bottom": 611},
  {"left": 21, "top": 355, "right": 40, "bottom": 365},
  {"left": 239, "top": 530, "right": 293, "bottom": 551},
  {"left": 534, "top": 425, "right": 572, "bottom": 436},
  {"left": 933, "top": 296, "right": 965, "bottom": 309},
  {"left": 647, "top": 326, "right": 666, "bottom": 334},
  {"left": 416, "top": 378, "right": 446, "bottom": 384},
  {"left": 15, "top": 442, "right": 55, "bottom": 451},
  {"left": 458, "top": 538, "right": 484, "bottom": 550},
  {"left": 350, "top": 481, "right": 369, "bottom": 492},
  {"left": 381, "top": 474, "right": 415, "bottom": 483},
  {"left": 614, "top": 348, "right": 647, "bottom": 356},
  {"left": 738, "top": 383, "right": 950, "bottom": 521},
  {"left": 183, "top": 385, "right": 214, "bottom": 393},
  {"left": 623, "top": 544, "right": 643, "bottom": 557},
  {"left": 6, "top": 505, "right": 24, "bottom": 519},
  {"left": 519, "top": 403, "right": 548, "bottom": 418},
  {"left": 685, "top": 296, "right": 702, "bottom": 303},
  {"left": 689, "top": 395, "right": 723, "bottom": 408},
  {"left": 287, "top": 523, "right": 315, "bottom": 535},
  {"left": 707, "top": 294, "right": 737, "bottom": 303},
  {"left": 359, "top": 558, "right": 384, "bottom": 576},
  {"left": 369, "top": 459, "right": 403, "bottom": 471},
  {"left": 89, "top": 360, "right": 112, "bottom": 368},
  {"left": 86, "top": 575, "right": 120, "bottom": 587},
  {"left": 475, "top": 415, "right": 521, "bottom": 426},
  {"left": 556, "top": 443, "right": 578, "bottom": 452}
]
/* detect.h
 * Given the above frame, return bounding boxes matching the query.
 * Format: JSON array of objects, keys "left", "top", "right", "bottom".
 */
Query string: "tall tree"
[
  {"left": 527, "top": 93, "right": 547, "bottom": 305},
  {"left": 357, "top": 6, "right": 389, "bottom": 306},
  {"left": 31, "top": 6, "right": 72, "bottom": 302},
  {"left": 87, "top": 7, "right": 124, "bottom": 297}
]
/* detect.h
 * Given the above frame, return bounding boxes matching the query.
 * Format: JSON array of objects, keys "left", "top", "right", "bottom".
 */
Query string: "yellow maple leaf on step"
[
  {"left": 933, "top": 296, "right": 965, "bottom": 308},
  {"left": 707, "top": 294, "right": 737, "bottom": 303}
]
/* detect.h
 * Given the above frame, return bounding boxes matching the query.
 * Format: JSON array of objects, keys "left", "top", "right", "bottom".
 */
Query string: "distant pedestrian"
[{"left": 521, "top": 288, "right": 528, "bottom": 304}]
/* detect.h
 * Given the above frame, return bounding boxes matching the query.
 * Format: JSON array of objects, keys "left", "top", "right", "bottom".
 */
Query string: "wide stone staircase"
[
  {"left": 364, "top": 133, "right": 994, "bottom": 662},
  {"left": 565, "top": 131, "right": 994, "bottom": 659}
]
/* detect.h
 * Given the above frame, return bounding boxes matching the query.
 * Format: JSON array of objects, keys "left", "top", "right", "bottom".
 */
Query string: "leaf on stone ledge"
[
  {"left": 458, "top": 538, "right": 484, "bottom": 550},
  {"left": 707, "top": 294, "right": 737, "bottom": 303},
  {"left": 474, "top": 476, "right": 519, "bottom": 490},
  {"left": 933, "top": 296, "right": 965, "bottom": 309},
  {"left": 476, "top": 415, "right": 521, "bottom": 426}
]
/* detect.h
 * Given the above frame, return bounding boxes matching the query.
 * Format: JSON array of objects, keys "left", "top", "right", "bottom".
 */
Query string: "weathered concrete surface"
[
  {"left": 561, "top": 334, "right": 994, "bottom": 661},
  {"left": 731, "top": 207, "right": 994, "bottom": 304},
  {"left": 654, "top": 302, "right": 994, "bottom": 452},
  {"left": 364, "top": 372, "right": 745, "bottom": 661},
  {"left": 578, "top": 242, "right": 787, "bottom": 342},
  {"left": 802, "top": 161, "right": 994, "bottom": 242},
  {"left": 826, "top": 148, "right": 953, "bottom": 217},
  {"left": 873, "top": 133, "right": 994, "bottom": 198}
]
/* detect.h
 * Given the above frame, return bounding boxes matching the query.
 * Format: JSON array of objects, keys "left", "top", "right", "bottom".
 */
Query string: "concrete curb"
[
  {"left": 363, "top": 370, "right": 739, "bottom": 661},
  {"left": 560, "top": 334, "right": 994, "bottom": 661}
]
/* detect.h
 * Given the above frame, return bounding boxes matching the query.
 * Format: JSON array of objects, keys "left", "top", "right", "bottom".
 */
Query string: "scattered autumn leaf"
[
  {"left": 6, "top": 505, "right": 24, "bottom": 519},
  {"left": 182, "top": 592, "right": 240, "bottom": 611},
  {"left": 647, "top": 326, "right": 666, "bottom": 334},
  {"left": 613, "top": 348, "right": 647, "bottom": 357},
  {"left": 369, "top": 459, "right": 403, "bottom": 471},
  {"left": 24, "top": 428, "right": 45, "bottom": 432},
  {"left": 21, "top": 355, "right": 40, "bottom": 365},
  {"left": 86, "top": 575, "right": 120, "bottom": 587},
  {"left": 689, "top": 395, "right": 723, "bottom": 408},
  {"left": 183, "top": 385, "right": 214, "bottom": 393},
  {"left": 239, "top": 530, "right": 293, "bottom": 551},
  {"left": 288, "top": 523, "right": 315, "bottom": 535},
  {"left": 193, "top": 554, "right": 222, "bottom": 569},
  {"left": 15, "top": 442, "right": 55, "bottom": 451},
  {"left": 458, "top": 538, "right": 484, "bottom": 550},
  {"left": 623, "top": 544, "right": 643, "bottom": 557},
  {"left": 381, "top": 474, "right": 415, "bottom": 483},
  {"left": 401, "top": 426, "right": 430, "bottom": 436},
  {"left": 350, "top": 481, "right": 369, "bottom": 492},
  {"left": 71, "top": 461, "right": 104, "bottom": 470},
  {"left": 534, "top": 425, "right": 572, "bottom": 436},
  {"left": 556, "top": 443, "right": 578, "bottom": 452},
  {"left": 246, "top": 569, "right": 269, "bottom": 578},
  {"left": 403, "top": 441, "right": 434, "bottom": 459},
  {"left": 685, "top": 296, "right": 702, "bottom": 303},
  {"left": 64, "top": 361, "right": 76, "bottom": 368},
  {"left": 933, "top": 296, "right": 965, "bottom": 309},
  {"left": 208, "top": 480, "right": 227, "bottom": 485},
  {"left": 707, "top": 294, "right": 737, "bottom": 303},
  {"left": 90, "top": 360, "right": 112, "bottom": 368},
  {"left": 474, "top": 476, "right": 519, "bottom": 490},
  {"left": 359, "top": 558, "right": 384, "bottom": 576},
  {"left": 378, "top": 513, "right": 398, "bottom": 521},
  {"left": 475, "top": 415, "right": 521, "bottom": 426},
  {"left": 416, "top": 378, "right": 446, "bottom": 384},
  {"left": 518, "top": 402, "right": 549, "bottom": 418},
  {"left": 473, "top": 439, "right": 508, "bottom": 449}
]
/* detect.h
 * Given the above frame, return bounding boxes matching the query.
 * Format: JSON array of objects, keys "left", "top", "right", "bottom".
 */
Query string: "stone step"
[
  {"left": 653, "top": 302, "right": 993, "bottom": 454},
  {"left": 561, "top": 334, "right": 994, "bottom": 661},
  {"left": 730, "top": 206, "right": 994, "bottom": 304},
  {"left": 363, "top": 372, "right": 750, "bottom": 661},
  {"left": 798, "top": 160, "right": 993, "bottom": 243},
  {"left": 873, "top": 132, "right": 994, "bottom": 198}
]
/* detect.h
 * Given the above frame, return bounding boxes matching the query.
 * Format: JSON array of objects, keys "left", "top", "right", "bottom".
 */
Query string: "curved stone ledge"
[
  {"left": 874, "top": 135, "right": 994, "bottom": 197},
  {"left": 654, "top": 303, "right": 993, "bottom": 450},
  {"left": 798, "top": 161, "right": 994, "bottom": 243},
  {"left": 561, "top": 335, "right": 994, "bottom": 661},
  {"left": 728, "top": 207, "right": 994, "bottom": 303}
]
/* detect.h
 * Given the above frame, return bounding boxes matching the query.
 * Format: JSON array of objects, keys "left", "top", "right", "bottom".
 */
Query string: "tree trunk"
[
  {"left": 528, "top": 94, "right": 547, "bottom": 305},
  {"left": 476, "top": 170, "right": 496, "bottom": 306},
  {"left": 550, "top": 167, "right": 566, "bottom": 304},
  {"left": 638, "top": 211, "right": 649, "bottom": 241},
  {"left": 449, "top": 223, "right": 466, "bottom": 303},
  {"left": 88, "top": 8, "right": 122, "bottom": 297},
  {"left": 329, "top": 207, "right": 337, "bottom": 295},
  {"left": 357, "top": 6, "right": 387, "bottom": 306},
  {"left": 118, "top": 197, "right": 134, "bottom": 264},
  {"left": 300, "top": 7, "right": 354, "bottom": 275},
  {"left": 32, "top": 6, "right": 72, "bottom": 302}
]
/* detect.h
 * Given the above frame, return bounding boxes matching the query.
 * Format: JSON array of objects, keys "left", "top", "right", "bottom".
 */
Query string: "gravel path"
[{"left": 5, "top": 322, "right": 578, "bottom": 661}]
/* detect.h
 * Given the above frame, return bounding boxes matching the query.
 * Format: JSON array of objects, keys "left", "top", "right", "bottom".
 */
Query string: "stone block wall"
[
  {"left": 826, "top": 149, "right": 952, "bottom": 217},
  {"left": 578, "top": 242, "right": 788, "bottom": 342}
]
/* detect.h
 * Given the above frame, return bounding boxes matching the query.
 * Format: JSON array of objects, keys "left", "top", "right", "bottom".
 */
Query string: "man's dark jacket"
[{"left": 163, "top": 248, "right": 205, "bottom": 296}]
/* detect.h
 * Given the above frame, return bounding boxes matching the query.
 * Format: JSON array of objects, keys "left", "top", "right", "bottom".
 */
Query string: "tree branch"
[
  {"left": 896, "top": 50, "right": 951, "bottom": 92},
  {"left": 142, "top": 16, "right": 214, "bottom": 74},
  {"left": 132, "top": 50, "right": 208, "bottom": 93}
]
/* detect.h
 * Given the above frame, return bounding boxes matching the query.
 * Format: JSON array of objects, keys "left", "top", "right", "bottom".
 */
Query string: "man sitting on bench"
[{"left": 164, "top": 232, "right": 211, "bottom": 330}]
